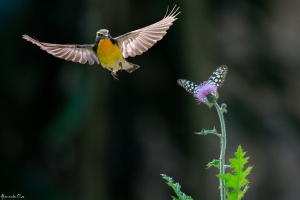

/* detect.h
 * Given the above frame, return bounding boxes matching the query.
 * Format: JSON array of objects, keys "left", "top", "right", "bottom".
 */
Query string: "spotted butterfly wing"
[
  {"left": 208, "top": 65, "right": 228, "bottom": 87},
  {"left": 177, "top": 79, "right": 198, "bottom": 94},
  {"left": 177, "top": 65, "right": 228, "bottom": 93}
]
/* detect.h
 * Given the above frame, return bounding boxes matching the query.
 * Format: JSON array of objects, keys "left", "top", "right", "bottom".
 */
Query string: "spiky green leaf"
[
  {"left": 161, "top": 174, "right": 193, "bottom": 200},
  {"left": 195, "top": 127, "right": 219, "bottom": 136},
  {"left": 207, "top": 159, "right": 220, "bottom": 169},
  {"left": 218, "top": 145, "right": 253, "bottom": 200}
]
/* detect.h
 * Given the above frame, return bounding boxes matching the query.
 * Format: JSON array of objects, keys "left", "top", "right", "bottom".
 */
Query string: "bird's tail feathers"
[{"left": 124, "top": 62, "right": 140, "bottom": 73}]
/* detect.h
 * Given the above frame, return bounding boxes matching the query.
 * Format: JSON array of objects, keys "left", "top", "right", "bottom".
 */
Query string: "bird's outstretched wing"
[
  {"left": 115, "top": 5, "right": 180, "bottom": 58},
  {"left": 22, "top": 35, "right": 100, "bottom": 65}
]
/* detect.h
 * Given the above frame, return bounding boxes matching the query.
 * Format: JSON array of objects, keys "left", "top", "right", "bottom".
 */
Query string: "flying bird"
[{"left": 22, "top": 5, "right": 180, "bottom": 80}]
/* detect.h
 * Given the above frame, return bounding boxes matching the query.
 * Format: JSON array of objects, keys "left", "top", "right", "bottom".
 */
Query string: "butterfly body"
[{"left": 178, "top": 65, "right": 228, "bottom": 94}]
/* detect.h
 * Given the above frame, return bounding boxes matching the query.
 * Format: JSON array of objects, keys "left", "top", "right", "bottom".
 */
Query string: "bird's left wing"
[
  {"left": 114, "top": 5, "right": 180, "bottom": 58},
  {"left": 22, "top": 35, "right": 100, "bottom": 65}
]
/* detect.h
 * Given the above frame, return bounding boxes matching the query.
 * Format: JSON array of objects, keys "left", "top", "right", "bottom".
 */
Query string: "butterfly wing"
[
  {"left": 177, "top": 66, "right": 228, "bottom": 94},
  {"left": 177, "top": 79, "right": 198, "bottom": 94},
  {"left": 208, "top": 65, "right": 228, "bottom": 87}
]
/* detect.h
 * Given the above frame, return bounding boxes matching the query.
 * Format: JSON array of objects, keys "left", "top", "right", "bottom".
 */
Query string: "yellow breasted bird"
[{"left": 22, "top": 6, "right": 180, "bottom": 79}]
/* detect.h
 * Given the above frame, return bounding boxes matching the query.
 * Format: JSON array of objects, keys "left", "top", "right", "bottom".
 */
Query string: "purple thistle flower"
[
  {"left": 194, "top": 81, "right": 218, "bottom": 107},
  {"left": 177, "top": 66, "right": 228, "bottom": 107}
]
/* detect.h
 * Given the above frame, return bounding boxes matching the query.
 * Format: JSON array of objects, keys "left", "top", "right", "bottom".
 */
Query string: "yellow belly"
[{"left": 97, "top": 39, "right": 124, "bottom": 71}]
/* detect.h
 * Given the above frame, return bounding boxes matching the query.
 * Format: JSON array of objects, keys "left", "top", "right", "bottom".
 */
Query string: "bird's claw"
[{"left": 111, "top": 72, "right": 119, "bottom": 80}]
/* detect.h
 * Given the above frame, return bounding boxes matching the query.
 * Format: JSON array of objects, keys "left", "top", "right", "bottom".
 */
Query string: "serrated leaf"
[
  {"left": 161, "top": 174, "right": 193, "bottom": 200},
  {"left": 218, "top": 145, "right": 253, "bottom": 200},
  {"left": 207, "top": 159, "right": 220, "bottom": 169}
]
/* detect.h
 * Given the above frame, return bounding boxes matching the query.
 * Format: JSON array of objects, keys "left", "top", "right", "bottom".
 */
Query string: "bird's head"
[{"left": 96, "top": 29, "right": 110, "bottom": 39}]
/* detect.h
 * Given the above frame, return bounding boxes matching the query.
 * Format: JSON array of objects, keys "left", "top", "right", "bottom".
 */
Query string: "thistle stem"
[{"left": 214, "top": 103, "right": 226, "bottom": 200}]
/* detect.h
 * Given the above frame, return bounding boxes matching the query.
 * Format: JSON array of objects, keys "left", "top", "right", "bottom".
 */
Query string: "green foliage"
[
  {"left": 195, "top": 127, "right": 219, "bottom": 136},
  {"left": 161, "top": 174, "right": 193, "bottom": 200},
  {"left": 207, "top": 159, "right": 220, "bottom": 169},
  {"left": 218, "top": 145, "right": 253, "bottom": 200},
  {"left": 220, "top": 103, "right": 227, "bottom": 114}
]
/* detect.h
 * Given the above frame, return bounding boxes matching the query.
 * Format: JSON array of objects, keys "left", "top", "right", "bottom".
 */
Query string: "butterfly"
[{"left": 177, "top": 65, "right": 228, "bottom": 94}]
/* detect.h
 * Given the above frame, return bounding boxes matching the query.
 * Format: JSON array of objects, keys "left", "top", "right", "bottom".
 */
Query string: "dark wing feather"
[
  {"left": 115, "top": 5, "right": 180, "bottom": 58},
  {"left": 22, "top": 35, "right": 99, "bottom": 65}
]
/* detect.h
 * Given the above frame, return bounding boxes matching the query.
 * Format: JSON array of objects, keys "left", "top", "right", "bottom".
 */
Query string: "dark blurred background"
[{"left": 1, "top": 0, "right": 300, "bottom": 199}]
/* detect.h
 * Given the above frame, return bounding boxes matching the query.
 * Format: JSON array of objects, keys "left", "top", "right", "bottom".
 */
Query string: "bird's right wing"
[
  {"left": 115, "top": 5, "right": 180, "bottom": 58},
  {"left": 22, "top": 35, "right": 100, "bottom": 65}
]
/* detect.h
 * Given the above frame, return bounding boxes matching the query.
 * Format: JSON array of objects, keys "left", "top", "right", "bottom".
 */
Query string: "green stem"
[{"left": 214, "top": 103, "right": 226, "bottom": 200}]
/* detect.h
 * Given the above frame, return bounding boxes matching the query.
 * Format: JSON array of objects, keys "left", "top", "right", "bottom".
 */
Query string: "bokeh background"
[{"left": 1, "top": 0, "right": 300, "bottom": 199}]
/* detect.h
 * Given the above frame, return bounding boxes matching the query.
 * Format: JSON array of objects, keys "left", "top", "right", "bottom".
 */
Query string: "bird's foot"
[
  {"left": 111, "top": 72, "right": 119, "bottom": 80},
  {"left": 119, "top": 62, "right": 123, "bottom": 71}
]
